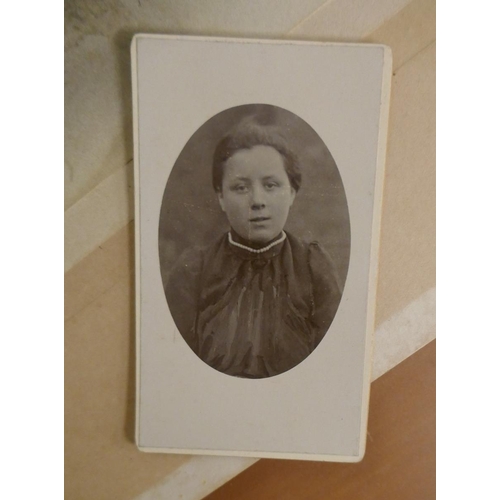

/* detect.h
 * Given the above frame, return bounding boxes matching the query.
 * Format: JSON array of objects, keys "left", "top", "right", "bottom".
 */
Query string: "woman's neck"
[{"left": 229, "top": 229, "right": 284, "bottom": 250}]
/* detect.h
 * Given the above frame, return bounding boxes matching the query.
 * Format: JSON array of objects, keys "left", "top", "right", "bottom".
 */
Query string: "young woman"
[{"left": 165, "top": 118, "right": 342, "bottom": 378}]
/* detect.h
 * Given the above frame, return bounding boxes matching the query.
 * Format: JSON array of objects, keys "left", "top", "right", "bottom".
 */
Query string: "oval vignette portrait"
[{"left": 159, "top": 104, "right": 350, "bottom": 379}]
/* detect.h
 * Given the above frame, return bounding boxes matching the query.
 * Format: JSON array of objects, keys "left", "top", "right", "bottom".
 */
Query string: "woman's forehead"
[{"left": 224, "top": 145, "right": 287, "bottom": 178}]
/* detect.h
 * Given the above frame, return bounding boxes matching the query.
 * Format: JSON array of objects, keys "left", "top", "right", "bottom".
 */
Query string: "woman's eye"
[
  {"left": 233, "top": 185, "right": 248, "bottom": 193},
  {"left": 265, "top": 182, "right": 278, "bottom": 190}
]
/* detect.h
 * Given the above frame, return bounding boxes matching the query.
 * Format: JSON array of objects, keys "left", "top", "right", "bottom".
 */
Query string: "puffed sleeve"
[
  {"left": 308, "top": 242, "right": 343, "bottom": 346},
  {"left": 164, "top": 246, "right": 204, "bottom": 351}
]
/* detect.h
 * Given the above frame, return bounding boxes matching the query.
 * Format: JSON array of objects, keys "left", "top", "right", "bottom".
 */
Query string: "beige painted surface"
[
  {"left": 65, "top": 0, "right": 435, "bottom": 498},
  {"left": 364, "top": 0, "right": 436, "bottom": 69},
  {"left": 64, "top": 161, "right": 134, "bottom": 272},
  {"left": 375, "top": 42, "right": 436, "bottom": 325},
  {"left": 289, "top": 0, "right": 413, "bottom": 40},
  {"left": 364, "top": 0, "right": 436, "bottom": 324}
]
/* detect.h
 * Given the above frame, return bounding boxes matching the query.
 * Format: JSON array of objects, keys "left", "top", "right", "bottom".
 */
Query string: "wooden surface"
[{"left": 204, "top": 340, "right": 436, "bottom": 500}]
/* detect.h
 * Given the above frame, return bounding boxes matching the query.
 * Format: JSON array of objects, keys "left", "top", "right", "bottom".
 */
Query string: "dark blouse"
[{"left": 165, "top": 232, "right": 342, "bottom": 378}]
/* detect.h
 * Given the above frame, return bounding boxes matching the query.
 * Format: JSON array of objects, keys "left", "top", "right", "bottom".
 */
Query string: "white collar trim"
[{"left": 228, "top": 231, "right": 287, "bottom": 254}]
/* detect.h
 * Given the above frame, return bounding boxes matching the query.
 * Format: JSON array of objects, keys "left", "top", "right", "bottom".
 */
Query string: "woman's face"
[{"left": 218, "top": 145, "right": 296, "bottom": 244}]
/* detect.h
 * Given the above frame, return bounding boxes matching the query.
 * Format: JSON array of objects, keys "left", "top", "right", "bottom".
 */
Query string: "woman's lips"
[{"left": 249, "top": 217, "right": 270, "bottom": 222}]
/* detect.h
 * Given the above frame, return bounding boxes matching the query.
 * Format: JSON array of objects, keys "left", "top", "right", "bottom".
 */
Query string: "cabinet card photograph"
[{"left": 133, "top": 35, "right": 392, "bottom": 461}]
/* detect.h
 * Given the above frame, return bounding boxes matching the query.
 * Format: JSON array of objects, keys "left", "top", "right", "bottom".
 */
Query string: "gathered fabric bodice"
[{"left": 165, "top": 232, "right": 342, "bottom": 378}]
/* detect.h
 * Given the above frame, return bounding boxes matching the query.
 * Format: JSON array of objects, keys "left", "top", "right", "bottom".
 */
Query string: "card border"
[{"left": 131, "top": 33, "right": 392, "bottom": 461}]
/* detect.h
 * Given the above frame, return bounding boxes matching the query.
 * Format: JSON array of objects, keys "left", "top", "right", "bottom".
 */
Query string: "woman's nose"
[{"left": 250, "top": 185, "right": 266, "bottom": 209}]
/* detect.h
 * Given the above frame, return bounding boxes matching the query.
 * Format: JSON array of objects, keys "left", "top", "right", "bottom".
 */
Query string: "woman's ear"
[
  {"left": 289, "top": 188, "right": 296, "bottom": 207},
  {"left": 217, "top": 191, "right": 226, "bottom": 213}
]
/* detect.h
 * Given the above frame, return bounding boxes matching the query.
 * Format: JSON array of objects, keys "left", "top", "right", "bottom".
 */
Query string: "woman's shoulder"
[
  {"left": 165, "top": 233, "right": 228, "bottom": 304},
  {"left": 172, "top": 233, "right": 227, "bottom": 272},
  {"left": 286, "top": 232, "right": 334, "bottom": 262},
  {"left": 286, "top": 232, "right": 340, "bottom": 287}
]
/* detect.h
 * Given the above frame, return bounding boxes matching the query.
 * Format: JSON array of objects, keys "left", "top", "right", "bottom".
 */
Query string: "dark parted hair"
[{"left": 212, "top": 116, "right": 302, "bottom": 193}]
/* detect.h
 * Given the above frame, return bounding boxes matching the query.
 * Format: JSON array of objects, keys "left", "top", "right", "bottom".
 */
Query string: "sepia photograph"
[{"left": 160, "top": 104, "right": 350, "bottom": 378}]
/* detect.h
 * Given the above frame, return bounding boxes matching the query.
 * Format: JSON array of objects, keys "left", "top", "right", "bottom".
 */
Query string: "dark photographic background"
[{"left": 159, "top": 104, "right": 350, "bottom": 289}]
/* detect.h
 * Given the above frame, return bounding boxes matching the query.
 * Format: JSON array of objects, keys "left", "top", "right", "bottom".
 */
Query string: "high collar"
[{"left": 226, "top": 230, "right": 287, "bottom": 260}]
